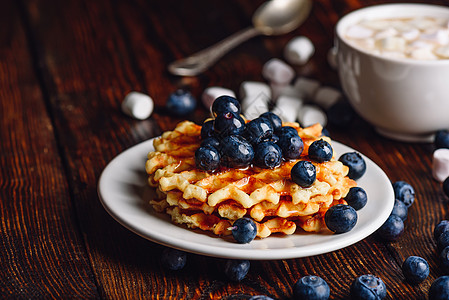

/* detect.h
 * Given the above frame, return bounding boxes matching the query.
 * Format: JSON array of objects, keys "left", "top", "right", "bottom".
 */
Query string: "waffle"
[{"left": 145, "top": 120, "right": 356, "bottom": 238}]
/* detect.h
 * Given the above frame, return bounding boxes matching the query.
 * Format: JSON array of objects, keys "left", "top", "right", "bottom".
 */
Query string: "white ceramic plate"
[{"left": 98, "top": 138, "right": 394, "bottom": 260}]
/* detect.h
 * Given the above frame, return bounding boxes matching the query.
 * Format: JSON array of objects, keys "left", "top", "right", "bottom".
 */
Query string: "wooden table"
[{"left": 3, "top": 0, "right": 449, "bottom": 298}]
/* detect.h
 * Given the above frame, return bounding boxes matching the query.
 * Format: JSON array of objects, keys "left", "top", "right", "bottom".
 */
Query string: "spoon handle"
[{"left": 168, "top": 27, "right": 260, "bottom": 76}]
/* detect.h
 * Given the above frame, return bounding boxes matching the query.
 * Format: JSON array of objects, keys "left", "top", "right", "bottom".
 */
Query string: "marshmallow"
[
  {"left": 377, "top": 36, "right": 406, "bottom": 52},
  {"left": 327, "top": 47, "right": 338, "bottom": 69},
  {"left": 313, "top": 86, "right": 342, "bottom": 110},
  {"left": 202, "top": 87, "right": 235, "bottom": 110},
  {"left": 433, "top": 148, "right": 449, "bottom": 182},
  {"left": 242, "top": 93, "right": 270, "bottom": 120},
  {"left": 262, "top": 58, "right": 295, "bottom": 85},
  {"left": 410, "top": 48, "right": 438, "bottom": 60},
  {"left": 293, "top": 77, "right": 321, "bottom": 100},
  {"left": 360, "top": 20, "right": 391, "bottom": 31},
  {"left": 284, "top": 36, "right": 315, "bottom": 65},
  {"left": 271, "top": 95, "right": 303, "bottom": 123},
  {"left": 239, "top": 81, "right": 271, "bottom": 101},
  {"left": 421, "top": 29, "right": 449, "bottom": 45},
  {"left": 345, "top": 25, "right": 374, "bottom": 39},
  {"left": 401, "top": 29, "right": 420, "bottom": 41},
  {"left": 297, "top": 104, "right": 327, "bottom": 127},
  {"left": 121, "top": 91, "right": 154, "bottom": 120},
  {"left": 410, "top": 17, "right": 439, "bottom": 30},
  {"left": 375, "top": 27, "right": 399, "bottom": 39},
  {"left": 435, "top": 45, "right": 449, "bottom": 58}
]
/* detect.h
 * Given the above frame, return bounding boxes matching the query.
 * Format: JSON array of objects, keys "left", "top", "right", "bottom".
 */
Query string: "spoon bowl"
[{"left": 168, "top": 0, "right": 312, "bottom": 76}]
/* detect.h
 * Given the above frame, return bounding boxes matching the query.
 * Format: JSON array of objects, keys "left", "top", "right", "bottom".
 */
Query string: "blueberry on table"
[
  {"left": 260, "top": 111, "right": 283, "bottom": 132},
  {"left": 440, "top": 246, "right": 449, "bottom": 273},
  {"left": 291, "top": 160, "right": 316, "bottom": 188},
  {"left": 345, "top": 187, "right": 368, "bottom": 211},
  {"left": 243, "top": 117, "right": 274, "bottom": 145},
  {"left": 201, "top": 119, "right": 215, "bottom": 139},
  {"left": 230, "top": 217, "right": 257, "bottom": 244},
  {"left": 443, "top": 177, "right": 449, "bottom": 197},
  {"left": 324, "top": 204, "right": 357, "bottom": 234},
  {"left": 339, "top": 152, "right": 366, "bottom": 180},
  {"left": 161, "top": 248, "right": 187, "bottom": 271},
  {"left": 391, "top": 199, "right": 408, "bottom": 221},
  {"left": 214, "top": 112, "right": 245, "bottom": 137},
  {"left": 377, "top": 215, "right": 404, "bottom": 241},
  {"left": 224, "top": 259, "right": 250, "bottom": 282},
  {"left": 195, "top": 146, "right": 220, "bottom": 172},
  {"left": 292, "top": 275, "right": 330, "bottom": 300},
  {"left": 219, "top": 135, "right": 254, "bottom": 168},
  {"left": 350, "top": 274, "right": 387, "bottom": 300},
  {"left": 166, "top": 89, "right": 197, "bottom": 116},
  {"left": 308, "top": 139, "right": 333, "bottom": 163},
  {"left": 435, "top": 129, "right": 449, "bottom": 149},
  {"left": 211, "top": 95, "right": 241, "bottom": 117},
  {"left": 392, "top": 181, "right": 415, "bottom": 208},
  {"left": 402, "top": 256, "right": 429, "bottom": 284},
  {"left": 254, "top": 141, "right": 282, "bottom": 169},
  {"left": 277, "top": 126, "right": 304, "bottom": 160},
  {"left": 429, "top": 276, "right": 449, "bottom": 300},
  {"left": 434, "top": 220, "right": 449, "bottom": 240}
]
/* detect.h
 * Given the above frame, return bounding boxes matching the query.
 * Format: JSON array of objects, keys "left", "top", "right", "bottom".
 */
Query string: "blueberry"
[
  {"left": 248, "top": 296, "right": 274, "bottom": 300},
  {"left": 377, "top": 215, "right": 404, "bottom": 241},
  {"left": 219, "top": 135, "right": 254, "bottom": 168},
  {"left": 260, "top": 112, "right": 283, "bottom": 132},
  {"left": 195, "top": 146, "right": 220, "bottom": 171},
  {"left": 440, "top": 246, "right": 449, "bottom": 273},
  {"left": 166, "top": 89, "right": 197, "bottom": 116},
  {"left": 224, "top": 259, "right": 250, "bottom": 282},
  {"left": 308, "top": 139, "right": 333, "bottom": 163},
  {"left": 350, "top": 274, "right": 387, "bottom": 300},
  {"left": 292, "top": 275, "right": 330, "bottom": 300},
  {"left": 339, "top": 152, "right": 366, "bottom": 180},
  {"left": 200, "top": 137, "right": 220, "bottom": 148},
  {"left": 435, "top": 129, "right": 449, "bottom": 149},
  {"left": 444, "top": 177, "right": 449, "bottom": 197},
  {"left": 434, "top": 220, "right": 449, "bottom": 240},
  {"left": 392, "top": 181, "right": 415, "bottom": 208},
  {"left": 438, "top": 231, "right": 449, "bottom": 251},
  {"left": 231, "top": 217, "right": 257, "bottom": 244},
  {"left": 254, "top": 141, "right": 282, "bottom": 169},
  {"left": 244, "top": 117, "right": 274, "bottom": 145},
  {"left": 201, "top": 120, "right": 215, "bottom": 139},
  {"left": 277, "top": 126, "right": 304, "bottom": 160},
  {"left": 391, "top": 199, "right": 408, "bottom": 221},
  {"left": 212, "top": 95, "right": 241, "bottom": 117},
  {"left": 214, "top": 112, "right": 245, "bottom": 137},
  {"left": 291, "top": 161, "right": 316, "bottom": 188},
  {"left": 345, "top": 187, "right": 368, "bottom": 211},
  {"left": 161, "top": 248, "right": 187, "bottom": 271},
  {"left": 402, "top": 256, "right": 429, "bottom": 284},
  {"left": 324, "top": 204, "right": 358, "bottom": 234},
  {"left": 327, "top": 101, "right": 355, "bottom": 127},
  {"left": 429, "top": 276, "right": 449, "bottom": 300}
]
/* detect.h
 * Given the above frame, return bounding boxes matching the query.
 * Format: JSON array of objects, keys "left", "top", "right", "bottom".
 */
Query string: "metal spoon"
[{"left": 168, "top": 0, "right": 312, "bottom": 76}]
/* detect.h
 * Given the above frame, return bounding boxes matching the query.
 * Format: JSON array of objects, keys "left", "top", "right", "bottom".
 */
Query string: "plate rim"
[{"left": 97, "top": 138, "right": 394, "bottom": 260}]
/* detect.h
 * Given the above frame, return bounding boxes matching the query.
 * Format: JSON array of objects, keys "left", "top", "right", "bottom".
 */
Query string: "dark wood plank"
[{"left": 0, "top": 1, "right": 99, "bottom": 298}]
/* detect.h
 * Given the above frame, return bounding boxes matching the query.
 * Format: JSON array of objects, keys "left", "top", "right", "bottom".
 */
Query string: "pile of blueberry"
[{"left": 195, "top": 95, "right": 305, "bottom": 171}]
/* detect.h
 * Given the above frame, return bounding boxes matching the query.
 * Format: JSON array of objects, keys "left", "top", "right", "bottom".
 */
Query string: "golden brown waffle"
[{"left": 145, "top": 120, "right": 356, "bottom": 239}]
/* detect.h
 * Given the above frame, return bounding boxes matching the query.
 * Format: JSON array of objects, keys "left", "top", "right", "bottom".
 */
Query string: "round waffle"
[{"left": 145, "top": 120, "right": 356, "bottom": 238}]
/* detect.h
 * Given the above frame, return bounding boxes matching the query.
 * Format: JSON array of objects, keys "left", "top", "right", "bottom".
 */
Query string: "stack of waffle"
[{"left": 146, "top": 120, "right": 356, "bottom": 238}]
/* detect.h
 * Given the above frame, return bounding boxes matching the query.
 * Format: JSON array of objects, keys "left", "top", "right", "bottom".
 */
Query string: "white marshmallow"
[
  {"left": 375, "top": 27, "right": 398, "bottom": 39},
  {"left": 345, "top": 25, "right": 374, "bottom": 39},
  {"left": 360, "top": 20, "right": 391, "bottom": 31},
  {"left": 293, "top": 77, "right": 321, "bottom": 100},
  {"left": 433, "top": 148, "right": 449, "bottom": 182},
  {"left": 271, "top": 95, "right": 303, "bottom": 123},
  {"left": 262, "top": 58, "right": 295, "bottom": 85},
  {"left": 121, "top": 91, "right": 154, "bottom": 120},
  {"left": 410, "top": 17, "right": 439, "bottom": 30},
  {"left": 410, "top": 40, "right": 434, "bottom": 49},
  {"left": 401, "top": 29, "right": 420, "bottom": 41},
  {"left": 284, "top": 36, "right": 315, "bottom": 65},
  {"left": 202, "top": 87, "right": 235, "bottom": 110},
  {"left": 377, "top": 36, "right": 406, "bottom": 52},
  {"left": 435, "top": 45, "right": 449, "bottom": 58},
  {"left": 297, "top": 104, "right": 327, "bottom": 127},
  {"left": 410, "top": 48, "right": 438, "bottom": 60},
  {"left": 239, "top": 81, "right": 271, "bottom": 100},
  {"left": 313, "top": 86, "right": 342, "bottom": 110},
  {"left": 327, "top": 47, "right": 338, "bottom": 69},
  {"left": 242, "top": 93, "right": 270, "bottom": 120},
  {"left": 421, "top": 29, "right": 449, "bottom": 45}
]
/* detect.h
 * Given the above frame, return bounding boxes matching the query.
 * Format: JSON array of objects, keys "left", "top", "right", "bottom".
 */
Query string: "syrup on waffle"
[{"left": 146, "top": 120, "right": 356, "bottom": 238}]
